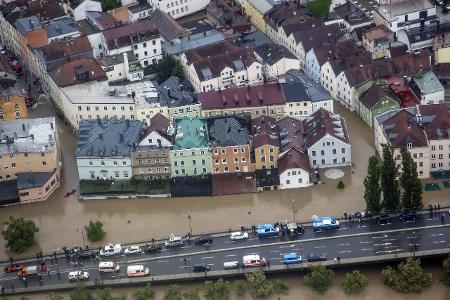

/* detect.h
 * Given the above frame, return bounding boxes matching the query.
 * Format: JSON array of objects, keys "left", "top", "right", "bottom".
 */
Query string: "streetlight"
[
  {"left": 76, "top": 227, "right": 86, "bottom": 248},
  {"left": 188, "top": 210, "right": 193, "bottom": 237}
]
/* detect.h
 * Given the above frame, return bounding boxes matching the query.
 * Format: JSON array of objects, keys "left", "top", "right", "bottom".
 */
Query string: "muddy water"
[
  {"left": 0, "top": 100, "right": 448, "bottom": 260},
  {"left": 7, "top": 263, "right": 450, "bottom": 299}
]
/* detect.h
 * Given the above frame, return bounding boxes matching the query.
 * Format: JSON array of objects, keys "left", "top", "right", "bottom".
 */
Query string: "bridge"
[{"left": 1, "top": 212, "right": 449, "bottom": 295}]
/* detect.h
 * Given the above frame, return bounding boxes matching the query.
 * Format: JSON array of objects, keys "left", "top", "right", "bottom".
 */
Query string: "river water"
[{"left": 0, "top": 99, "right": 448, "bottom": 260}]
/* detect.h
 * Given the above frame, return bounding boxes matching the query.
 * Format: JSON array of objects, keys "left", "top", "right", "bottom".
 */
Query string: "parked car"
[
  {"left": 307, "top": 253, "right": 327, "bottom": 262},
  {"left": 124, "top": 245, "right": 141, "bottom": 255},
  {"left": 165, "top": 234, "right": 184, "bottom": 248},
  {"left": 282, "top": 253, "right": 302, "bottom": 265},
  {"left": 127, "top": 265, "right": 150, "bottom": 277},
  {"left": 194, "top": 235, "right": 213, "bottom": 245},
  {"left": 68, "top": 271, "right": 89, "bottom": 281},
  {"left": 230, "top": 231, "right": 249, "bottom": 241},
  {"left": 100, "top": 244, "right": 122, "bottom": 256},
  {"left": 243, "top": 254, "right": 267, "bottom": 267},
  {"left": 192, "top": 264, "right": 210, "bottom": 272},
  {"left": 375, "top": 214, "right": 391, "bottom": 225},
  {"left": 400, "top": 211, "right": 417, "bottom": 222},
  {"left": 78, "top": 250, "right": 96, "bottom": 260},
  {"left": 142, "top": 244, "right": 162, "bottom": 253}
]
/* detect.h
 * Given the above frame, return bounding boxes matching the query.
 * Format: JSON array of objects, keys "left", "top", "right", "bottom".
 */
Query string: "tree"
[
  {"left": 272, "top": 279, "right": 289, "bottom": 296},
  {"left": 380, "top": 144, "right": 400, "bottom": 212},
  {"left": 341, "top": 270, "right": 368, "bottom": 294},
  {"left": 70, "top": 284, "right": 93, "bottom": 300},
  {"left": 233, "top": 280, "right": 247, "bottom": 296},
  {"left": 95, "top": 288, "right": 126, "bottom": 300},
  {"left": 245, "top": 271, "right": 273, "bottom": 298},
  {"left": 133, "top": 284, "right": 155, "bottom": 300},
  {"left": 400, "top": 148, "right": 423, "bottom": 210},
  {"left": 20, "top": 297, "right": 30, "bottom": 300},
  {"left": 204, "top": 279, "right": 230, "bottom": 300},
  {"left": 2, "top": 216, "right": 39, "bottom": 253},
  {"left": 337, "top": 180, "right": 345, "bottom": 189},
  {"left": 48, "top": 294, "right": 65, "bottom": 300},
  {"left": 381, "top": 258, "right": 432, "bottom": 293},
  {"left": 100, "top": 0, "right": 119, "bottom": 11},
  {"left": 364, "top": 156, "right": 381, "bottom": 213},
  {"left": 156, "top": 55, "right": 177, "bottom": 83},
  {"left": 183, "top": 287, "right": 200, "bottom": 300},
  {"left": 304, "top": 265, "right": 335, "bottom": 294},
  {"left": 164, "top": 285, "right": 182, "bottom": 300},
  {"left": 442, "top": 254, "right": 450, "bottom": 285},
  {"left": 172, "top": 63, "right": 184, "bottom": 79},
  {"left": 85, "top": 220, "right": 106, "bottom": 242}
]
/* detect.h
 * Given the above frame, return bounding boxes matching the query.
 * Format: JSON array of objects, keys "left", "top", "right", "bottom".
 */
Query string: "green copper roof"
[{"left": 173, "top": 118, "right": 209, "bottom": 150}]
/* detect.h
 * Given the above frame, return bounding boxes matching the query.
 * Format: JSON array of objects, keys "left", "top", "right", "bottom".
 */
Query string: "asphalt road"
[{"left": 1, "top": 212, "right": 449, "bottom": 289}]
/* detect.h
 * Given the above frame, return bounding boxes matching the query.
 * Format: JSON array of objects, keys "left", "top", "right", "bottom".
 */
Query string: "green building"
[
  {"left": 354, "top": 80, "right": 400, "bottom": 127},
  {"left": 170, "top": 118, "right": 212, "bottom": 177}
]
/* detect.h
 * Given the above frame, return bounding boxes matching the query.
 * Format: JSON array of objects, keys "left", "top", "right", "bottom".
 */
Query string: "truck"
[
  {"left": 256, "top": 224, "right": 279, "bottom": 238},
  {"left": 312, "top": 216, "right": 339, "bottom": 231}
]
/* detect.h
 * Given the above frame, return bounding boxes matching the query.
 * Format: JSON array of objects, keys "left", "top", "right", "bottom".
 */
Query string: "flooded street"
[{"left": 0, "top": 100, "right": 448, "bottom": 260}]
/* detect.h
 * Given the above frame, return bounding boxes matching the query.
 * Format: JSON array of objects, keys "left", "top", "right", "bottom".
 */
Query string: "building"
[
  {"left": 170, "top": 118, "right": 212, "bottom": 177},
  {"left": 198, "top": 83, "right": 285, "bottom": 119},
  {"left": 409, "top": 70, "right": 445, "bottom": 104},
  {"left": 75, "top": 118, "right": 144, "bottom": 181},
  {"left": 206, "top": 0, "right": 251, "bottom": 34},
  {"left": 354, "top": 80, "right": 401, "bottom": 127},
  {"left": 128, "top": 2, "right": 153, "bottom": 23},
  {"left": 102, "top": 51, "right": 144, "bottom": 83},
  {"left": 208, "top": 115, "right": 254, "bottom": 174},
  {"left": 362, "top": 25, "right": 395, "bottom": 59},
  {"left": 332, "top": 1, "right": 373, "bottom": 34},
  {"left": 254, "top": 43, "right": 300, "bottom": 80},
  {"left": 278, "top": 148, "right": 311, "bottom": 189},
  {"left": 243, "top": 0, "right": 275, "bottom": 33},
  {"left": 0, "top": 117, "right": 61, "bottom": 204},
  {"left": 131, "top": 113, "right": 172, "bottom": 180},
  {"left": 181, "top": 41, "right": 263, "bottom": 93},
  {"left": 0, "top": 63, "right": 28, "bottom": 120},
  {"left": 101, "top": 20, "right": 162, "bottom": 67},
  {"left": 147, "top": 0, "right": 210, "bottom": 19},
  {"left": 67, "top": 0, "right": 103, "bottom": 22},
  {"left": 374, "top": 104, "right": 450, "bottom": 178}
]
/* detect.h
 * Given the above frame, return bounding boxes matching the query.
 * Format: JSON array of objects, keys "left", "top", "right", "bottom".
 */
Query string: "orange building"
[{"left": 0, "top": 94, "right": 28, "bottom": 120}]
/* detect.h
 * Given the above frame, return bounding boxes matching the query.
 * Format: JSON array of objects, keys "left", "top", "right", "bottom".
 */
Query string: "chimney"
[{"left": 22, "top": 123, "right": 26, "bottom": 131}]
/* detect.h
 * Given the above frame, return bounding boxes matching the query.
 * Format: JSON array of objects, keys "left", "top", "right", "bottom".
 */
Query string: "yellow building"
[
  {"left": 0, "top": 94, "right": 28, "bottom": 120},
  {"left": 243, "top": 0, "right": 274, "bottom": 33}
]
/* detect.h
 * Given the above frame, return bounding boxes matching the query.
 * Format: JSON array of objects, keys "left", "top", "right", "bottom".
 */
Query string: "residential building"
[
  {"left": 181, "top": 41, "right": 263, "bottom": 93},
  {"left": 254, "top": 43, "right": 300, "bottom": 80},
  {"left": 243, "top": 0, "right": 275, "bottom": 33},
  {"left": 170, "top": 118, "right": 212, "bottom": 177},
  {"left": 131, "top": 113, "right": 172, "bottom": 180},
  {"left": 374, "top": 104, "right": 450, "bottom": 178},
  {"left": 332, "top": 1, "right": 373, "bottom": 34},
  {"left": 206, "top": 0, "right": 251, "bottom": 34},
  {"left": 128, "top": 2, "right": 153, "bottom": 23},
  {"left": 101, "top": 20, "right": 162, "bottom": 67},
  {"left": 278, "top": 148, "right": 311, "bottom": 189},
  {"left": 208, "top": 115, "right": 254, "bottom": 174},
  {"left": 198, "top": 83, "right": 285, "bottom": 120},
  {"left": 372, "top": 0, "right": 437, "bottom": 33},
  {"left": 102, "top": 51, "right": 144, "bottom": 83},
  {"left": 0, "top": 117, "right": 61, "bottom": 204},
  {"left": 354, "top": 80, "right": 401, "bottom": 127},
  {"left": 362, "top": 25, "right": 395, "bottom": 59},
  {"left": 409, "top": 70, "right": 445, "bottom": 104},
  {"left": 75, "top": 118, "right": 144, "bottom": 181},
  {"left": 148, "top": 0, "right": 210, "bottom": 19},
  {"left": 43, "top": 16, "right": 82, "bottom": 42},
  {"left": 66, "top": 0, "right": 103, "bottom": 22},
  {"left": 0, "top": 65, "right": 28, "bottom": 120},
  {"left": 435, "top": 30, "right": 450, "bottom": 64}
]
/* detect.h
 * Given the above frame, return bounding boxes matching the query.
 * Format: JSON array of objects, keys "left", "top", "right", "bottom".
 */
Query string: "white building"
[
  {"left": 278, "top": 148, "right": 311, "bottom": 189},
  {"left": 409, "top": 70, "right": 445, "bottom": 105},
  {"left": 254, "top": 43, "right": 300, "bottom": 81},
  {"left": 68, "top": 0, "right": 103, "bottom": 22},
  {"left": 148, "top": 0, "right": 210, "bottom": 19},
  {"left": 102, "top": 51, "right": 144, "bottom": 83},
  {"left": 75, "top": 118, "right": 144, "bottom": 181},
  {"left": 128, "top": 2, "right": 153, "bottom": 23}
]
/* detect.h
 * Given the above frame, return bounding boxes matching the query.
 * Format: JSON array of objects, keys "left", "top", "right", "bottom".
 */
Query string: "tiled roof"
[
  {"left": 208, "top": 115, "right": 252, "bottom": 147},
  {"left": 278, "top": 148, "right": 310, "bottom": 174},
  {"left": 17, "top": 172, "right": 54, "bottom": 190},
  {"left": 198, "top": 83, "right": 284, "bottom": 110},
  {"left": 264, "top": 2, "right": 309, "bottom": 30},
  {"left": 254, "top": 43, "right": 296, "bottom": 66},
  {"left": 253, "top": 132, "right": 280, "bottom": 148},
  {"left": 280, "top": 18, "right": 322, "bottom": 38},
  {"left": 76, "top": 118, "right": 144, "bottom": 157},
  {"left": 292, "top": 23, "right": 342, "bottom": 52},
  {"left": 391, "top": 51, "right": 431, "bottom": 77},
  {"left": 143, "top": 113, "right": 171, "bottom": 142},
  {"left": 102, "top": 19, "right": 158, "bottom": 50},
  {"left": 40, "top": 36, "right": 92, "bottom": 63},
  {"left": 277, "top": 116, "right": 304, "bottom": 153},
  {"left": 173, "top": 118, "right": 209, "bottom": 150},
  {"left": 363, "top": 25, "right": 392, "bottom": 41},
  {"left": 43, "top": 17, "right": 80, "bottom": 39},
  {"left": 26, "top": 29, "right": 48, "bottom": 49},
  {"left": 150, "top": 8, "right": 189, "bottom": 41},
  {"left": 251, "top": 115, "right": 277, "bottom": 135},
  {"left": 419, "top": 104, "right": 450, "bottom": 140},
  {"left": 303, "top": 108, "right": 350, "bottom": 147},
  {"left": 279, "top": 69, "right": 331, "bottom": 103},
  {"left": 50, "top": 58, "right": 107, "bottom": 87},
  {"left": 410, "top": 70, "right": 444, "bottom": 96},
  {"left": 360, "top": 84, "right": 399, "bottom": 109}
]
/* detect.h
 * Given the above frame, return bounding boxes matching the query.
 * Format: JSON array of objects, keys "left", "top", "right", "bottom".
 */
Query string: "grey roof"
[
  {"left": 77, "top": 19, "right": 100, "bottom": 35},
  {"left": 183, "top": 19, "right": 214, "bottom": 35},
  {"left": 17, "top": 172, "right": 54, "bottom": 190},
  {"left": 75, "top": 118, "right": 144, "bottom": 157},
  {"left": 159, "top": 76, "right": 196, "bottom": 108},
  {"left": 247, "top": 0, "right": 275, "bottom": 14},
  {"left": 43, "top": 17, "right": 80, "bottom": 39},
  {"left": 163, "top": 30, "right": 225, "bottom": 56},
  {"left": 375, "top": 0, "right": 434, "bottom": 20},
  {"left": 411, "top": 71, "right": 444, "bottom": 95},
  {"left": 0, "top": 180, "right": 19, "bottom": 204},
  {"left": 279, "top": 69, "right": 332, "bottom": 103},
  {"left": 0, "top": 117, "right": 57, "bottom": 155},
  {"left": 15, "top": 16, "right": 42, "bottom": 36},
  {"left": 103, "top": 51, "right": 137, "bottom": 66},
  {"left": 235, "top": 31, "right": 272, "bottom": 49},
  {"left": 129, "top": 2, "right": 152, "bottom": 14},
  {"left": 254, "top": 43, "right": 296, "bottom": 66},
  {"left": 208, "top": 115, "right": 252, "bottom": 147}
]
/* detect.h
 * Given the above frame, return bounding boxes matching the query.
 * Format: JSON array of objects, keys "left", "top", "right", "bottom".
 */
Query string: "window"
[
  {"left": 42, "top": 161, "right": 47, "bottom": 166},
  {"left": 313, "top": 160, "right": 316, "bottom": 165},
  {"left": 114, "top": 171, "right": 119, "bottom": 178},
  {"left": 143, "top": 42, "right": 147, "bottom": 47},
  {"left": 332, "top": 149, "right": 337, "bottom": 154},
  {"left": 286, "top": 180, "right": 290, "bottom": 185},
  {"left": 298, "top": 178, "right": 303, "bottom": 184},
  {"left": 235, "top": 166, "right": 240, "bottom": 171},
  {"left": 90, "top": 171, "right": 95, "bottom": 179},
  {"left": 233, "top": 148, "right": 238, "bottom": 153},
  {"left": 234, "top": 157, "right": 239, "bottom": 163},
  {"left": 341, "top": 148, "right": 346, "bottom": 153},
  {"left": 221, "top": 149, "right": 226, "bottom": 154},
  {"left": 122, "top": 161, "right": 126, "bottom": 165},
  {"left": 192, "top": 160, "right": 196, "bottom": 165},
  {"left": 342, "top": 157, "right": 346, "bottom": 163},
  {"left": 222, "top": 158, "right": 227, "bottom": 164},
  {"left": 11, "top": 163, "right": 15, "bottom": 168},
  {"left": 321, "top": 159, "right": 325, "bottom": 164},
  {"left": 320, "top": 150, "right": 325, "bottom": 155},
  {"left": 124, "top": 172, "right": 129, "bottom": 178},
  {"left": 224, "top": 167, "right": 229, "bottom": 172},
  {"left": 89, "top": 161, "right": 93, "bottom": 166},
  {"left": 101, "top": 161, "right": 105, "bottom": 166},
  {"left": 312, "top": 151, "right": 316, "bottom": 156}
]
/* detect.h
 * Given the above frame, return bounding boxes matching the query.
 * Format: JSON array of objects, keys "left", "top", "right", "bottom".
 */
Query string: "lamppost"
[
  {"left": 292, "top": 200, "right": 297, "bottom": 223},
  {"left": 188, "top": 211, "right": 193, "bottom": 237},
  {"left": 76, "top": 227, "right": 86, "bottom": 248}
]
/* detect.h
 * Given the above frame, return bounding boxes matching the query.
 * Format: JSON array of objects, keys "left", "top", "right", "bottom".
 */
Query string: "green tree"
[
  {"left": 172, "top": 63, "right": 184, "bottom": 79},
  {"left": 20, "top": 297, "right": 30, "bottom": 300},
  {"left": 245, "top": 271, "right": 273, "bottom": 298},
  {"left": 272, "top": 279, "right": 289, "bottom": 296},
  {"left": 341, "top": 270, "right": 368, "bottom": 294},
  {"left": 304, "top": 265, "right": 335, "bottom": 294},
  {"left": 337, "top": 180, "right": 345, "bottom": 189},
  {"left": 380, "top": 144, "right": 400, "bottom": 212},
  {"left": 183, "top": 287, "right": 200, "bottom": 300},
  {"left": 442, "top": 254, "right": 450, "bottom": 285},
  {"left": 156, "top": 55, "right": 177, "bottom": 83},
  {"left": 400, "top": 148, "right": 423, "bottom": 210},
  {"left": 70, "top": 284, "right": 93, "bottom": 300},
  {"left": 133, "top": 284, "right": 155, "bottom": 300},
  {"left": 233, "top": 280, "right": 247, "bottom": 296},
  {"left": 95, "top": 288, "right": 126, "bottom": 300},
  {"left": 204, "top": 279, "right": 230, "bottom": 300},
  {"left": 101, "top": 0, "right": 119, "bottom": 11},
  {"left": 85, "top": 220, "right": 106, "bottom": 242},
  {"left": 381, "top": 258, "right": 432, "bottom": 293},
  {"left": 364, "top": 156, "right": 382, "bottom": 213},
  {"left": 48, "top": 294, "right": 64, "bottom": 300},
  {"left": 2, "top": 216, "right": 39, "bottom": 253},
  {"left": 164, "top": 285, "right": 182, "bottom": 300}
]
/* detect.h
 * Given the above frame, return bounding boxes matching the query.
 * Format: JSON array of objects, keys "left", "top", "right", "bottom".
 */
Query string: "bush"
[
  {"left": 442, "top": 254, "right": 450, "bottom": 285},
  {"left": 70, "top": 284, "right": 93, "bottom": 300},
  {"left": 95, "top": 288, "right": 126, "bottom": 300},
  {"left": 272, "top": 279, "right": 289, "bottom": 296},
  {"left": 381, "top": 258, "right": 432, "bottom": 293},
  {"left": 341, "top": 270, "right": 368, "bottom": 294},
  {"left": 337, "top": 180, "right": 345, "bottom": 189},
  {"left": 245, "top": 271, "right": 273, "bottom": 298},
  {"left": 133, "top": 284, "right": 155, "bottom": 300},
  {"left": 304, "top": 265, "right": 335, "bottom": 294},
  {"left": 164, "top": 285, "right": 182, "bottom": 300},
  {"left": 204, "top": 279, "right": 230, "bottom": 300},
  {"left": 233, "top": 280, "right": 247, "bottom": 296},
  {"left": 183, "top": 287, "right": 200, "bottom": 300},
  {"left": 85, "top": 220, "right": 106, "bottom": 242},
  {"left": 1, "top": 216, "right": 39, "bottom": 253},
  {"left": 307, "top": 0, "right": 332, "bottom": 17}
]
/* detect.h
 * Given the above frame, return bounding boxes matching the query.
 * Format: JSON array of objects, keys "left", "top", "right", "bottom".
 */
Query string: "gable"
[{"left": 139, "top": 130, "right": 172, "bottom": 147}]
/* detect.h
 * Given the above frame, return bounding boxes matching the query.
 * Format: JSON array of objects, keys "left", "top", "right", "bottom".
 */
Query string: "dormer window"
[{"left": 406, "top": 142, "right": 412, "bottom": 148}]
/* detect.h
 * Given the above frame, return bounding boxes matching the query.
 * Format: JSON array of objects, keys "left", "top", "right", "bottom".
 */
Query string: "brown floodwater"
[
  {"left": 7, "top": 261, "right": 450, "bottom": 299},
  {"left": 0, "top": 99, "right": 448, "bottom": 260}
]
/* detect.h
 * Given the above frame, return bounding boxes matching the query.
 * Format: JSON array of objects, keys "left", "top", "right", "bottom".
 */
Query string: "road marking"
[
  {"left": 314, "top": 246, "right": 326, "bottom": 249},
  {"left": 336, "top": 228, "right": 348, "bottom": 231},
  {"left": 279, "top": 245, "right": 295, "bottom": 249},
  {"left": 224, "top": 254, "right": 237, "bottom": 257},
  {"left": 157, "top": 260, "right": 169, "bottom": 263},
  {"left": 207, "top": 264, "right": 214, "bottom": 266},
  {"left": 338, "top": 250, "right": 351, "bottom": 254},
  {"left": 430, "top": 233, "right": 444, "bottom": 237},
  {"left": 269, "top": 250, "right": 281, "bottom": 253},
  {"left": 178, "top": 266, "right": 190, "bottom": 269},
  {"left": 201, "top": 256, "right": 215, "bottom": 260},
  {"left": 360, "top": 241, "right": 373, "bottom": 244},
  {"left": 432, "top": 241, "right": 446, "bottom": 244},
  {"left": 372, "top": 235, "right": 390, "bottom": 239},
  {"left": 374, "top": 243, "right": 393, "bottom": 246},
  {"left": 382, "top": 238, "right": 397, "bottom": 242},
  {"left": 338, "top": 243, "right": 350, "bottom": 246},
  {"left": 361, "top": 248, "right": 374, "bottom": 251}
]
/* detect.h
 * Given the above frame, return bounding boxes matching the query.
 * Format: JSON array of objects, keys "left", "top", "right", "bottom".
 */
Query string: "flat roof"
[
  {"left": 62, "top": 81, "right": 137, "bottom": 104},
  {"left": 173, "top": 118, "right": 209, "bottom": 150}
]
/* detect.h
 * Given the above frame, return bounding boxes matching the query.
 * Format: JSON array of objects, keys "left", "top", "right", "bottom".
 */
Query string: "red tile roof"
[
  {"left": 278, "top": 148, "right": 310, "bottom": 174},
  {"left": 276, "top": 116, "right": 304, "bottom": 153},
  {"left": 253, "top": 132, "right": 280, "bottom": 149},
  {"left": 26, "top": 28, "right": 48, "bottom": 49},
  {"left": 102, "top": 19, "right": 158, "bottom": 50},
  {"left": 303, "top": 108, "right": 350, "bottom": 147},
  {"left": 40, "top": 36, "right": 92, "bottom": 62},
  {"left": 50, "top": 58, "right": 107, "bottom": 87}
]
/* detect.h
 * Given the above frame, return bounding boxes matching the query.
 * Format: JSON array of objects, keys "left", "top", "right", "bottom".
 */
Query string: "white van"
[
  {"left": 243, "top": 255, "right": 266, "bottom": 267},
  {"left": 100, "top": 244, "right": 122, "bottom": 256},
  {"left": 223, "top": 261, "right": 240, "bottom": 269},
  {"left": 98, "top": 261, "right": 120, "bottom": 273},
  {"left": 127, "top": 265, "right": 150, "bottom": 277}
]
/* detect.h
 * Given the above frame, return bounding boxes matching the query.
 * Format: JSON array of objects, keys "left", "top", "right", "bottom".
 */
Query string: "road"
[{"left": 1, "top": 212, "right": 449, "bottom": 290}]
